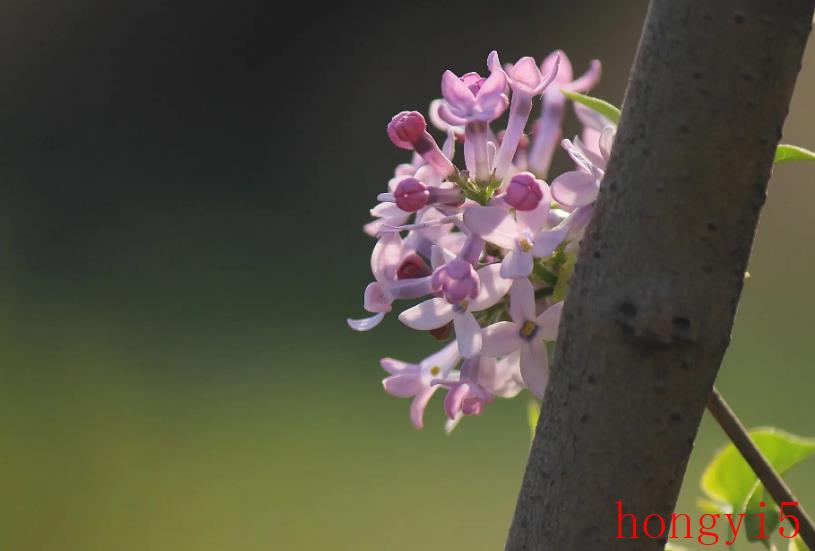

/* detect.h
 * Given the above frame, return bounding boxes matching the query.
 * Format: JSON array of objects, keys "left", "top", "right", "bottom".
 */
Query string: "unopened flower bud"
[
  {"left": 394, "top": 178, "right": 430, "bottom": 212},
  {"left": 387, "top": 111, "right": 427, "bottom": 150},
  {"left": 387, "top": 111, "right": 456, "bottom": 178},
  {"left": 506, "top": 172, "right": 545, "bottom": 211}
]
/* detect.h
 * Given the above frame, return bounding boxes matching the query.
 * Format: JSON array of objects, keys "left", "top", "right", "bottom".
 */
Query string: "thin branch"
[{"left": 707, "top": 386, "right": 815, "bottom": 548}]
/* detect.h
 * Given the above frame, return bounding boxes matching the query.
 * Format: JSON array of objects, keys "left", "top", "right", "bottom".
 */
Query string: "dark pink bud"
[
  {"left": 387, "top": 111, "right": 427, "bottom": 150},
  {"left": 394, "top": 177, "right": 429, "bottom": 212},
  {"left": 397, "top": 253, "right": 432, "bottom": 280},
  {"left": 506, "top": 172, "right": 545, "bottom": 211}
]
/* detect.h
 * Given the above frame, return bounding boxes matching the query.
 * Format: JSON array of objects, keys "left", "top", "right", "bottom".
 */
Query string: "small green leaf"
[
  {"left": 561, "top": 90, "right": 621, "bottom": 124},
  {"left": 790, "top": 535, "right": 810, "bottom": 551},
  {"left": 527, "top": 398, "right": 540, "bottom": 441},
  {"left": 701, "top": 428, "right": 815, "bottom": 541},
  {"left": 775, "top": 144, "right": 815, "bottom": 164}
]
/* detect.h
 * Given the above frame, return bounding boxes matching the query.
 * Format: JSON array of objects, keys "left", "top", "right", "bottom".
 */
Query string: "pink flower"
[
  {"left": 464, "top": 181, "right": 576, "bottom": 279},
  {"left": 434, "top": 354, "right": 525, "bottom": 421},
  {"left": 399, "top": 263, "right": 512, "bottom": 358},
  {"left": 381, "top": 342, "right": 460, "bottom": 429},
  {"left": 480, "top": 278, "right": 563, "bottom": 398},
  {"left": 487, "top": 51, "right": 559, "bottom": 180},
  {"left": 528, "top": 51, "right": 602, "bottom": 177},
  {"left": 347, "top": 233, "right": 434, "bottom": 331},
  {"left": 350, "top": 49, "right": 610, "bottom": 431},
  {"left": 487, "top": 51, "right": 559, "bottom": 98},
  {"left": 550, "top": 137, "right": 607, "bottom": 209},
  {"left": 439, "top": 69, "right": 508, "bottom": 124},
  {"left": 574, "top": 103, "right": 616, "bottom": 157}
]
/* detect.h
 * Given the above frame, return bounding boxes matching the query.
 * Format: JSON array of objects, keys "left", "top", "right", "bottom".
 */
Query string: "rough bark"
[{"left": 506, "top": 1, "right": 814, "bottom": 549}]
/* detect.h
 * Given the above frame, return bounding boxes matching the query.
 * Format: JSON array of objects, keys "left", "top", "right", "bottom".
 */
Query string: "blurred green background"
[{"left": 0, "top": 1, "right": 812, "bottom": 549}]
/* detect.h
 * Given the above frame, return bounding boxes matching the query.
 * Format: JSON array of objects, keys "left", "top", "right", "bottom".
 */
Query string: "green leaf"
[
  {"left": 700, "top": 427, "right": 815, "bottom": 536},
  {"left": 775, "top": 144, "right": 815, "bottom": 164},
  {"left": 790, "top": 535, "right": 810, "bottom": 551},
  {"left": 743, "top": 485, "right": 781, "bottom": 542},
  {"left": 527, "top": 398, "right": 540, "bottom": 441},
  {"left": 561, "top": 90, "right": 621, "bottom": 124}
]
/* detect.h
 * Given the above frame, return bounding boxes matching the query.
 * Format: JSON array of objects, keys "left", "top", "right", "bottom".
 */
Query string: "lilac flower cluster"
[{"left": 349, "top": 51, "right": 616, "bottom": 431}]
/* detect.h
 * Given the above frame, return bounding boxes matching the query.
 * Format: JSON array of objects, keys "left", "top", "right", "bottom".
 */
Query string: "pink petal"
[
  {"left": 481, "top": 321, "right": 522, "bottom": 357},
  {"left": 380, "top": 357, "right": 412, "bottom": 375},
  {"left": 515, "top": 184, "right": 552, "bottom": 234},
  {"left": 442, "top": 128, "right": 457, "bottom": 160},
  {"left": 383, "top": 373, "right": 424, "bottom": 398},
  {"left": 470, "top": 263, "right": 512, "bottom": 311},
  {"left": 500, "top": 247, "right": 534, "bottom": 279},
  {"left": 370, "top": 202, "right": 406, "bottom": 219},
  {"left": 581, "top": 126, "right": 603, "bottom": 158},
  {"left": 535, "top": 301, "right": 563, "bottom": 341},
  {"left": 491, "top": 351, "right": 525, "bottom": 398},
  {"left": 421, "top": 341, "right": 460, "bottom": 376},
  {"left": 537, "top": 53, "right": 560, "bottom": 94},
  {"left": 453, "top": 311, "right": 482, "bottom": 358},
  {"left": 476, "top": 69, "right": 507, "bottom": 102},
  {"left": 441, "top": 70, "right": 475, "bottom": 109},
  {"left": 541, "top": 49, "right": 572, "bottom": 85},
  {"left": 573, "top": 136, "right": 606, "bottom": 169},
  {"left": 363, "top": 282, "right": 392, "bottom": 313},
  {"left": 398, "top": 298, "right": 454, "bottom": 330},
  {"left": 364, "top": 219, "right": 385, "bottom": 237},
  {"left": 574, "top": 102, "right": 612, "bottom": 133},
  {"left": 599, "top": 125, "right": 616, "bottom": 161},
  {"left": 566, "top": 59, "right": 602, "bottom": 93},
  {"left": 520, "top": 339, "right": 550, "bottom": 399},
  {"left": 444, "top": 414, "right": 463, "bottom": 434},
  {"left": 527, "top": 95, "right": 565, "bottom": 176},
  {"left": 510, "top": 277, "right": 536, "bottom": 322},
  {"left": 551, "top": 170, "right": 599, "bottom": 208},
  {"left": 531, "top": 226, "right": 569, "bottom": 258},
  {"left": 486, "top": 50, "right": 503, "bottom": 76},
  {"left": 410, "top": 387, "right": 438, "bottom": 429},
  {"left": 347, "top": 312, "right": 385, "bottom": 332},
  {"left": 371, "top": 232, "right": 403, "bottom": 282},
  {"left": 429, "top": 99, "right": 466, "bottom": 133},
  {"left": 508, "top": 56, "right": 542, "bottom": 94},
  {"left": 463, "top": 206, "right": 519, "bottom": 249},
  {"left": 431, "top": 244, "right": 457, "bottom": 270},
  {"left": 444, "top": 383, "right": 469, "bottom": 419}
]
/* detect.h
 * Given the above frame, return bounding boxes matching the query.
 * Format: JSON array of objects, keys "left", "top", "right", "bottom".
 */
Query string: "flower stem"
[{"left": 707, "top": 386, "right": 815, "bottom": 548}]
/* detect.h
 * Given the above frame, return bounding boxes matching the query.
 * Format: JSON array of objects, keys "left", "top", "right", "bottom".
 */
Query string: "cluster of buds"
[{"left": 349, "top": 50, "right": 616, "bottom": 431}]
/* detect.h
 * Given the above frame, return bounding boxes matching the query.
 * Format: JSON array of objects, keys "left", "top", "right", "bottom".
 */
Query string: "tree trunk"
[{"left": 506, "top": 1, "right": 814, "bottom": 549}]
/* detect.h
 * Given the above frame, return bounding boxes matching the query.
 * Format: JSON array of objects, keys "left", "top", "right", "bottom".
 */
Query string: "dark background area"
[{"left": 0, "top": 1, "right": 813, "bottom": 549}]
